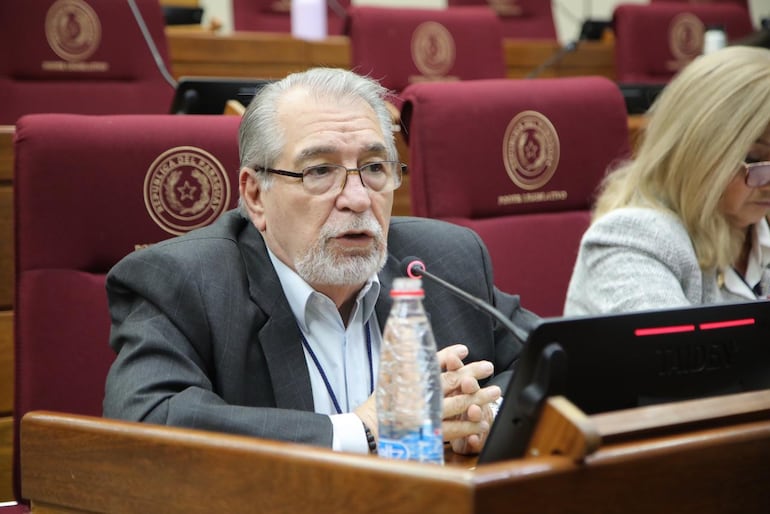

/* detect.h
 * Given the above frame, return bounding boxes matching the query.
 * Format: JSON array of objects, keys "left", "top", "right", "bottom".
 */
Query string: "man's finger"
[{"left": 443, "top": 385, "right": 501, "bottom": 419}]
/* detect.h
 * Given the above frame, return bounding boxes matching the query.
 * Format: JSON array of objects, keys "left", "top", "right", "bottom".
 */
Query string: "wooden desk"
[
  {"left": 19, "top": 402, "right": 770, "bottom": 513},
  {"left": 165, "top": 31, "right": 615, "bottom": 81},
  {"left": 167, "top": 30, "right": 351, "bottom": 79},
  {"left": 503, "top": 39, "right": 615, "bottom": 79}
]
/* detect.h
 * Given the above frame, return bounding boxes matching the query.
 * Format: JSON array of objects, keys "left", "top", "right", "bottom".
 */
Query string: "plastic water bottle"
[{"left": 377, "top": 278, "right": 444, "bottom": 464}]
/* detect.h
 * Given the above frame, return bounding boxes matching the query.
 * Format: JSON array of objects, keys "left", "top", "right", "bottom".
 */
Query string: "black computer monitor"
[
  {"left": 477, "top": 300, "right": 770, "bottom": 464},
  {"left": 618, "top": 82, "right": 666, "bottom": 114},
  {"left": 170, "top": 77, "right": 273, "bottom": 115}
]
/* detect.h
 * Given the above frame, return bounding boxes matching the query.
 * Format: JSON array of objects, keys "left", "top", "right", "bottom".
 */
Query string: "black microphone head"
[{"left": 399, "top": 256, "right": 425, "bottom": 279}]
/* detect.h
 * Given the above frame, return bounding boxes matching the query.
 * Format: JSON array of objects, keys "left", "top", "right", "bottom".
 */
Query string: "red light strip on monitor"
[
  {"left": 635, "top": 324, "right": 695, "bottom": 336},
  {"left": 699, "top": 318, "right": 755, "bottom": 330},
  {"left": 634, "top": 318, "right": 755, "bottom": 336}
]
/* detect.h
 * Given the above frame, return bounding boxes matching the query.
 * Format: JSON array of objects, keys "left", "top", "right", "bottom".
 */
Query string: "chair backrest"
[
  {"left": 12, "top": 113, "right": 242, "bottom": 503},
  {"left": 445, "top": 0, "right": 557, "bottom": 40},
  {"left": 613, "top": 3, "right": 755, "bottom": 84},
  {"left": 231, "top": 0, "right": 351, "bottom": 35},
  {"left": 346, "top": 6, "right": 506, "bottom": 104},
  {"left": 400, "top": 77, "right": 630, "bottom": 317},
  {"left": 0, "top": 0, "right": 175, "bottom": 125}
]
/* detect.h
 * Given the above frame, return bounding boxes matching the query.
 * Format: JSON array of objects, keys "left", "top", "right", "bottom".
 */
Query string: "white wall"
[{"left": 205, "top": 0, "right": 769, "bottom": 43}]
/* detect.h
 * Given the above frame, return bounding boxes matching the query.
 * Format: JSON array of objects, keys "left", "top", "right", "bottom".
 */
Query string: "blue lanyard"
[{"left": 299, "top": 321, "right": 374, "bottom": 415}]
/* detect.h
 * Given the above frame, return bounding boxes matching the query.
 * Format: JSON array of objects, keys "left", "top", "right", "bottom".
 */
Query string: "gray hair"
[{"left": 237, "top": 67, "right": 397, "bottom": 205}]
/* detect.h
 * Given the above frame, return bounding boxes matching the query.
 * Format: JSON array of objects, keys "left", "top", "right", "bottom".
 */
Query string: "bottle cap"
[{"left": 390, "top": 277, "right": 424, "bottom": 297}]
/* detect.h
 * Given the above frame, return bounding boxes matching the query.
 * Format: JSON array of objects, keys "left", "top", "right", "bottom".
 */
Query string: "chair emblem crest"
[
  {"left": 668, "top": 13, "right": 704, "bottom": 65},
  {"left": 502, "top": 110, "right": 560, "bottom": 191},
  {"left": 144, "top": 146, "right": 232, "bottom": 235},
  {"left": 45, "top": 0, "right": 102, "bottom": 63},
  {"left": 411, "top": 21, "right": 456, "bottom": 77}
]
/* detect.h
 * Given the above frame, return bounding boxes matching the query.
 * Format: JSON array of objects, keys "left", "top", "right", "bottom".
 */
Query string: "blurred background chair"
[
  {"left": 612, "top": 3, "right": 755, "bottom": 84},
  {"left": 9, "top": 113, "right": 242, "bottom": 511},
  {"left": 345, "top": 6, "right": 506, "bottom": 109},
  {"left": 400, "top": 76, "right": 630, "bottom": 317},
  {"left": 446, "top": 0, "right": 557, "bottom": 40},
  {"left": 231, "top": 0, "right": 351, "bottom": 35},
  {"left": 0, "top": 0, "right": 176, "bottom": 125}
]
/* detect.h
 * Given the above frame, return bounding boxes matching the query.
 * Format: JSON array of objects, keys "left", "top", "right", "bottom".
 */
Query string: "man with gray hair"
[{"left": 104, "top": 67, "right": 538, "bottom": 455}]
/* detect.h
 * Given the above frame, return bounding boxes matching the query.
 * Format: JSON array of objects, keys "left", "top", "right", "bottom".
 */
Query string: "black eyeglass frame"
[{"left": 253, "top": 161, "right": 407, "bottom": 194}]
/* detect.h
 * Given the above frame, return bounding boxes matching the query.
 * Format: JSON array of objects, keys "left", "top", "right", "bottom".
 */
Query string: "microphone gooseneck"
[{"left": 399, "top": 256, "right": 529, "bottom": 343}]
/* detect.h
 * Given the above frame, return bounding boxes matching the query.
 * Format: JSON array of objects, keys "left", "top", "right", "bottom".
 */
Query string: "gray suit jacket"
[
  {"left": 104, "top": 210, "right": 539, "bottom": 447},
  {"left": 564, "top": 207, "right": 769, "bottom": 315}
]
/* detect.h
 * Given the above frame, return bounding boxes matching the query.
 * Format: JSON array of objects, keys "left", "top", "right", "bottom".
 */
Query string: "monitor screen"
[
  {"left": 477, "top": 300, "right": 770, "bottom": 464},
  {"left": 618, "top": 82, "right": 666, "bottom": 114},
  {"left": 170, "top": 77, "right": 273, "bottom": 115}
]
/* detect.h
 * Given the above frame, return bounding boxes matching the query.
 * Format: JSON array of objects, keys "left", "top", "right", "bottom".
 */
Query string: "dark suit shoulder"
[
  {"left": 389, "top": 216, "right": 481, "bottom": 245},
  {"left": 107, "top": 211, "right": 253, "bottom": 293}
]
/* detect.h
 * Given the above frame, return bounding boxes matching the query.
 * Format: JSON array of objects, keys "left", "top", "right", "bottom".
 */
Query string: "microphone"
[{"left": 400, "top": 257, "right": 529, "bottom": 343}]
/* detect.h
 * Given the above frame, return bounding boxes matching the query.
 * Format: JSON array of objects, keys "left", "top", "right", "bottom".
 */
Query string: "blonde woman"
[{"left": 565, "top": 46, "right": 770, "bottom": 315}]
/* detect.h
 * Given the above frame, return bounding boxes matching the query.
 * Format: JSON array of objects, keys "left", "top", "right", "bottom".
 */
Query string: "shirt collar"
[
  {"left": 266, "top": 248, "right": 380, "bottom": 331},
  {"left": 722, "top": 218, "right": 770, "bottom": 298}
]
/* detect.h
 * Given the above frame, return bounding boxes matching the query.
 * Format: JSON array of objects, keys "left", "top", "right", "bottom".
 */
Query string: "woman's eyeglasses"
[{"left": 743, "top": 158, "right": 770, "bottom": 188}]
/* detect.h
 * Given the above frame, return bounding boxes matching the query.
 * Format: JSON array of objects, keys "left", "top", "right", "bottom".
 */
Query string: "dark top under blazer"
[{"left": 103, "top": 210, "right": 539, "bottom": 447}]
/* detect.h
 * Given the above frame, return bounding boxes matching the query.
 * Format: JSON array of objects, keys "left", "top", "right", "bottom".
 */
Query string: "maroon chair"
[
  {"left": 232, "top": 0, "right": 351, "bottom": 35},
  {"left": 400, "top": 77, "right": 630, "bottom": 317},
  {"left": 346, "top": 6, "right": 506, "bottom": 108},
  {"left": 0, "top": 0, "right": 175, "bottom": 125},
  {"left": 10, "top": 113, "right": 242, "bottom": 509},
  {"left": 613, "top": 3, "right": 755, "bottom": 84},
  {"left": 446, "top": 0, "right": 557, "bottom": 40}
]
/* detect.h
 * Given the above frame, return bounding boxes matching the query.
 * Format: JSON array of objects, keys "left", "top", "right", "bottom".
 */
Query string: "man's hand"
[
  {"left": 356, "top": 344, "right": 500, "bottom": 456},
  {"left": 438, "top": 344, "right": 500, "bottom": 454}
]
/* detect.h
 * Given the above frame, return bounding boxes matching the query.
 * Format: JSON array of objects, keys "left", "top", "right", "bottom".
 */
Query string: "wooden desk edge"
[{"left": 20, "top": 410, "right": 770, "bottom": 513}]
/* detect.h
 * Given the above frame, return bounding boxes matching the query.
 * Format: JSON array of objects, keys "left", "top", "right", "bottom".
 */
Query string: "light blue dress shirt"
[{"left": 267, "top": 248, "right": 382, "bottom": 453}]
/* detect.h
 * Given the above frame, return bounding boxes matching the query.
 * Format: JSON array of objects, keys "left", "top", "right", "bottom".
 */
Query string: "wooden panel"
[
  {"left": 0, "top": 311, "right": 12, "bottom": 416},
  {"left": 0, "top": 187, "right": 12, "bottom": 310},
  {"left": 166, "top": 32, "right": 616, "bottom": 82},
  {"left": 0, "top": 127, "right": 13, "bottom": 314},
  {"left": 0, "top": 126, "right": 13, "bottom": 182},
  {"left": 503, "top": 39, "right": 615, "bottom": 80},
  {"left": 20, "top": 410, "right": 770, "bottom": 514},
  {"left": 0, "top": 416, "right": 12, "bottom": 502},
  {"left": 22, "top": 412, "right": 484, "bottom": 514},
  {"left": 304, "top": 35, "right": 351, "bottom": 69},
  {"left": 167, "top": 30, "right": 317, "bottom": 79},
  {"left": 627, "top": 114, "right": 647, "bottom": 153}
]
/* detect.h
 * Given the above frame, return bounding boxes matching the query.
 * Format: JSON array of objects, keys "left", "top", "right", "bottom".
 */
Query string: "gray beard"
[{"left": 294, "top": 214, "right": 387, "bottom": 286}]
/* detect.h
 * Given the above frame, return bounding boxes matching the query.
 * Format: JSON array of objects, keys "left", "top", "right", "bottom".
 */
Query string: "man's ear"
[{"left": 239, "top": 167, "right": 266, "bottom": 231}]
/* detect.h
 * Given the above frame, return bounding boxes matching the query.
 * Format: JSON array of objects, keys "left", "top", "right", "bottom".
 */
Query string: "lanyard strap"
[{"left": 299, "top": 321, "right": 374, "bottom": 415}]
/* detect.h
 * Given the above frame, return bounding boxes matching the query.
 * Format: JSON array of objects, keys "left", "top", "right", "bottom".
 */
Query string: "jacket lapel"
[{"left": 239, "top": 221, "right": 315, "bottom": 412}]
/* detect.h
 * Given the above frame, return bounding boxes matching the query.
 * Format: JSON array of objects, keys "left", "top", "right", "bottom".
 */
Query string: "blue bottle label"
[{"left": 378, "top": 422, "right": 443, "bottom": 464}]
